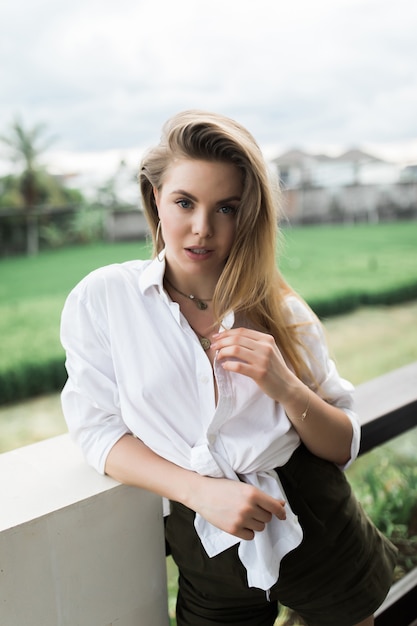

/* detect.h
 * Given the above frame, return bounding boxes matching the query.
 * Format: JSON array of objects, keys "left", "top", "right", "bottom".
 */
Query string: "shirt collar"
[{"left": 138, "top": 250, "right": 166, "bottom": 295}]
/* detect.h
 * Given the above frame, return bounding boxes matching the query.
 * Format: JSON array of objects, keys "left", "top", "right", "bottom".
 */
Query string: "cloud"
[{"left": 1, "top": 0, "right": 417, "bottom": 174}]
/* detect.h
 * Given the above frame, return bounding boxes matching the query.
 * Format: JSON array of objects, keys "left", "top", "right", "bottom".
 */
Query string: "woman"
[{"left": 61, "top": 110, "right": 397, "bottom": 626}]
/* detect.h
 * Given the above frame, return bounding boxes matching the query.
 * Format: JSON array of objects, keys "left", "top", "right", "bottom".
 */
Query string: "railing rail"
[
  {"left": 0, "top": 361, "right": 416, "bottom": 626},
  {"left": 357, "top": 361, "right": 417, "bottom": 453}
]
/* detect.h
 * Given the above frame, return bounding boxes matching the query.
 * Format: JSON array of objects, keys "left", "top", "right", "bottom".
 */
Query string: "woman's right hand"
[{"left": 187, "top": 475, "right": 287, "bottom": 540}]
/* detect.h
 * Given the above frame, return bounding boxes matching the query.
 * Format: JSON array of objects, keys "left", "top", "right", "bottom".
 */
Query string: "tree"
[
  {"left": 0, "top": 118, "right": 56, "bottom": 206},
  {"left": 0, "top": 118, "right": 56, "bottom": 254}
]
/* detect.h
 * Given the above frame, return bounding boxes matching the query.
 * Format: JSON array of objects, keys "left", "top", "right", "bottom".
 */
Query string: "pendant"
[
  {"left": 199, "top": 337, "right": 211, "bottom": 351},
  {"left": 189, "top": 295, "right": 208, "bottom": 310},
  {"left": 196, "top": 299, "right": 208, "bottom": 310}
]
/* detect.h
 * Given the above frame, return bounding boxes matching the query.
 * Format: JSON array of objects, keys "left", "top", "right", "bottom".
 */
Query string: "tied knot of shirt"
[{"left": 190, "top": 438, "right": 303, "bottom": 591}]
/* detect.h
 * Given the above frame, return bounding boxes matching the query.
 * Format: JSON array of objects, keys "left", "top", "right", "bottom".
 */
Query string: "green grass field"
[
  {"left": 280, "top": 220, "right": 417, "bottom": 301},
  {"left": 0, "top": 220, "right": 416, "bottom": 376},
  {"left": 0, "top": 240, "right": 153, "bottom": 372}
]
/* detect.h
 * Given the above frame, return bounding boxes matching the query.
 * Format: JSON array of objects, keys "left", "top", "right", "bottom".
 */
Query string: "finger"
[
  {"left": 221, "top": 328, "right": 274, "bottom": 348},
  {"left": 212, "top": 336, "right": 255, "bottom": 353},
  {"left": 215, "top": 338, "right": 265, "bottom": 363},
  {"left": 218, "top": 357, "right": 265, "bottom": 380},
  {"left": 276, "top": 506, "right": 287, "bottom": 521},
  {"left": 213, "top": 328, "right": 263, "bottom": 347},
  {"left": 250, "top": 519, "right": 267, "bottom": 532},
  {"left": 239, "top": 528, "right": 255, "bottom": 541},
  {"left": 213, "top": 348, "right": 254, "bottom": 371},
  {"left": 260, "top": 498, "right": 287, "bottom": 521},
  {"left": 253, "top": 507, "right": 273, "bottom": 524},
  {"left": 218, "top": 328, "right": 262, "bottom": 341}
]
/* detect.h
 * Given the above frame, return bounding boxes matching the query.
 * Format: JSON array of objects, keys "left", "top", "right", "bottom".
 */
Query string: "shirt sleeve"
[
  {"left": 285, "top": 295, "right": 361, "bottom": 468},
  {"left": 60, "top": 277, "right": 131, "bottom": 474}
]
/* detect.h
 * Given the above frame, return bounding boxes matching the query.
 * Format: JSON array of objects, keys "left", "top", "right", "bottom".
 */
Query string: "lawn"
[
  {"left": 0, "top": 240, "right": 153, "bottom": 372},
  {"left": 279, "top": 220, "right": 417, "bottom": 301}
]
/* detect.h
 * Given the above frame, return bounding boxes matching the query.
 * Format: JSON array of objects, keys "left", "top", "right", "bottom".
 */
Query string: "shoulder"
[
  {"left": 72, "top": 259, "right": 150, "bottom": 297},
  {"left": 282, "top": 293, "right": 327, "bottom": 357},
  {"left": 63, "top": 259, "right": 152, "bottom": 318},
  {"left": 61, "top": 259, "right": 154, "bottom": 343},
  {"left": 282, "top": 293, "right": 318, "bottom": 326}
]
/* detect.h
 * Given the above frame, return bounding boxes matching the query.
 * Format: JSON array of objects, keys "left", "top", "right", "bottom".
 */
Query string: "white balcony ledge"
[{"left": 0, "top": 435, "right": 169, "bottom": 626}]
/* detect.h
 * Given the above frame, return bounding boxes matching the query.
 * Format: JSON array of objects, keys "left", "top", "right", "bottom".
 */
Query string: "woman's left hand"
[
  {"left": 211, "top": 328, "right": 300, "bottom": 403},
  {"left": 212, "top": 327, "right": 354, "bottom": 465}
]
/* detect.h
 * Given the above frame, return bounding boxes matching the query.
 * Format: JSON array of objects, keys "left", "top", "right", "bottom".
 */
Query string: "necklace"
[
  {"left": 198, "top": 335, "right": 211, "bottom": 351},
  {"left": 164, "top": 276, "right": 213, "bottom": 311},
  {"left": 184, "top": 321, "right": 212, "bottom": 351},
  {"left": 186, "top": 321, "right": 212, "bottom": 351}
]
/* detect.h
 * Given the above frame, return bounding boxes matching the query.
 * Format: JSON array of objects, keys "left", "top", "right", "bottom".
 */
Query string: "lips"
[{"left": 186, "top": 247, "right": 211, "bottom": 255}]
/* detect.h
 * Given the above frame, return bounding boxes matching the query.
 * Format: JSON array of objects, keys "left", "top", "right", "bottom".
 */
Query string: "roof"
[{"left": 272, "top": 147, "right": 384, "bottom": 167}]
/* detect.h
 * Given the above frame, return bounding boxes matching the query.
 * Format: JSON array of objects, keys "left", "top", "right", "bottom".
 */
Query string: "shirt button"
[
  {"left": 200, "top": 375, "right": 209, "bottom": 384},
  {"left": 208, "top": 434, "right": 216, "bottom": 445}
]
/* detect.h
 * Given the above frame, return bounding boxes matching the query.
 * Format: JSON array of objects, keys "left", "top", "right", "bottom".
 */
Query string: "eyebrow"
[{"left": 170, "top": 189, "right": 241, "bottom": 203}]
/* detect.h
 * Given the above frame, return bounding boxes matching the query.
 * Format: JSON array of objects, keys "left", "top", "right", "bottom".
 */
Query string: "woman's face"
[{"left": 154, "top": 159, "right": 242, "bottom": 288}]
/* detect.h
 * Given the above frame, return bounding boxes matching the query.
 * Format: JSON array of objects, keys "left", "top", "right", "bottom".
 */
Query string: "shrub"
[
  {"left": 0, "top": 359, "right": 67, "bottom": 405},
  {"left": 348, "top": 447, "right": 417, "bottom": 580}
]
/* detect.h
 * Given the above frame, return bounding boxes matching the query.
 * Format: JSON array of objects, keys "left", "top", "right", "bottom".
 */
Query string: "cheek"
[
  {"left": 224, "top": 223, "right": 237, "bottom": 248},
  {"left": 161, "top": 213, "right": 184, "bottom": 242}
]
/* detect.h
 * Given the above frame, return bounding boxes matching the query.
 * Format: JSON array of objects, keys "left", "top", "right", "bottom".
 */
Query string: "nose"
[{"left": 192, "top": 209, "right": 212, "bottom": 238}]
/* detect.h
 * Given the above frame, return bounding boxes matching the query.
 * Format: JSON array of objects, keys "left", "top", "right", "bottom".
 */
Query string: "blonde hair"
[{"left": 139, "top": 110, "right": 310, "bottom": 379}]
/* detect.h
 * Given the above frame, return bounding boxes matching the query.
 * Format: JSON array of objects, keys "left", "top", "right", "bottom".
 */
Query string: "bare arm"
[
  {"left": 105, "top": 434, "right": 287, "bottom": 540},
  {"left": 276, "top": 376, "right": 352, "bottom": 465},
  {"left": 212, "top": 328, "right": 353, "bottom": 466}
]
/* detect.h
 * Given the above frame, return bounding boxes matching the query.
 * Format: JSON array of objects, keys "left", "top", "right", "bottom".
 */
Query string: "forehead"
[{"left": 161, "top": 158, "right": 243, "bottom": 195}]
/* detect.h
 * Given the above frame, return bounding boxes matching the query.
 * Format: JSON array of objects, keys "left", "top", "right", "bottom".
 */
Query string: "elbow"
[
  {"left": 335, "top": 414, "right": 356, "bottom": 467},
  {"left": 335, "top": 436, "right": 355, "bottom": 468},
  {"left": 338, "top": 453, "right": 352, "bottom": 468}
]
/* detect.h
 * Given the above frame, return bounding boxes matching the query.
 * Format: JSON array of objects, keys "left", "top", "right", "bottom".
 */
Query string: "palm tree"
[{"left": 0, "top": 118, "right": 56, "bottom": 254}]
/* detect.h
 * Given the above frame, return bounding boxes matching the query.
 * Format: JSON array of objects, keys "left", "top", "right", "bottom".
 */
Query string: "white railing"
[{"left": 1, "top": 361, "right": 416, "bottom": 626}]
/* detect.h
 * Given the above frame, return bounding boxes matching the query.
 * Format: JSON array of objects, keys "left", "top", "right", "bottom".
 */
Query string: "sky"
[{"left": 1, "top": 0, "right": 417, "bottom": 186}]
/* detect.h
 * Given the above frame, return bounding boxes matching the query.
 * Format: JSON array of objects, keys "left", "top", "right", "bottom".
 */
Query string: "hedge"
[
  {"left": 310, "top": 280, "right": 417, "bottom": 318},
  {"left": 0, "top": 359, "right": 67, "bottom": 406}
]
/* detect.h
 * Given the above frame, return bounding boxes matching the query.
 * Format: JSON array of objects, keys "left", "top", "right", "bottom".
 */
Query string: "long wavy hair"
[{"left": 139, "top": 110, "right": 311, "bottom": 379}]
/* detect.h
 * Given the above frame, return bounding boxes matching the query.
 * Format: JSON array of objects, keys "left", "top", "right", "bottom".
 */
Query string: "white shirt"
[{"left": 61, "top": 255, "right": 360, "bottom": 591}]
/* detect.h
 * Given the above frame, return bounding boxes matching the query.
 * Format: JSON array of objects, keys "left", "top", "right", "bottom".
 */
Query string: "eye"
[
  {"left": 176, "top": 199, "right": 193, "bottom": 209},
  {"left": 218, "top": 205, "right": 238, "bottom": 215}
]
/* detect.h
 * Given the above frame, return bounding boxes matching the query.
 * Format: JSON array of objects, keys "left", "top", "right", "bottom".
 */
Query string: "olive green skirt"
[{"left": 165, "top": 444, "right": 397, "bottom": 626}]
